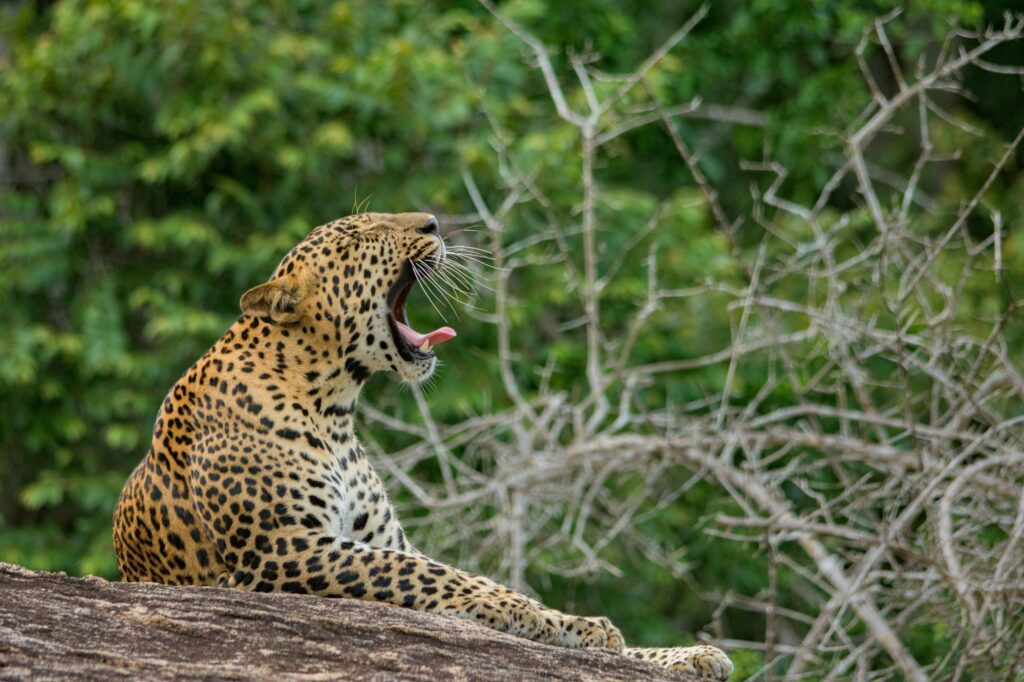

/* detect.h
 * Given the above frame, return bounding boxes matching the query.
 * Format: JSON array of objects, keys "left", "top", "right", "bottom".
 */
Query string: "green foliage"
[{"left": 1, "top": 0, "right": 1022, "bottom": 672}]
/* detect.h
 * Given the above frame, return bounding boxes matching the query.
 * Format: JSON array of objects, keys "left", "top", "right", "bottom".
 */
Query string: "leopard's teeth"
[{"left": 419, "top": 341, "right": 431, "bottom": 353}]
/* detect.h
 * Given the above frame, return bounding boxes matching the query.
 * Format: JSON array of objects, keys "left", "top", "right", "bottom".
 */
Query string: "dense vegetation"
[{"left": 2, "top": 1, "right": 1022, "bottom": 678}]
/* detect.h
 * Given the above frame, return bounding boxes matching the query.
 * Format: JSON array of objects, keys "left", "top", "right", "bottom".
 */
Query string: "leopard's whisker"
[
  {"left": 447, "top": 246, "right": 497, "bottom": 260},
  {"left": 443, "top": 255, "right": 488, "bottom": 277},
  {"left": 423, "top": 261, "right": 489, "bottom": 314},
  {"left": 441, "top": 270, "right": 488, "bottom": 299},
  {"left": 410, "top": 261, "right": 451, "bottom": 321},
  {"left": 414, "top": 261, "right": 463, "bottom": 319},
  {"left": 420, "top": 258, "right": 465, "bottom": 299},
  {"left": 447, "top": 243, "right": 493, "bottom": 252},
  {"left": 441, "top": 223, "right": 486, "bottom": 238},
  {"left": 432, "top": 272, "right": 476, "bottom": 313},
  {"left": 433, "top": 264, "right": 477, "bottom": 296},
  {"left": 429, "top": 252, "right": 478, "bottom": 297},
  {"left": 446, "top": 252, "right": 504, "bottom": 272},
  {"left": 414, "top": 260, "right": 454, "bottom": 304},
  {"left": 442, "top": 225, "right": 485, "bottom": 234},
  {"left": 443, "top": 260, "right": 495, "bottom": 293}
]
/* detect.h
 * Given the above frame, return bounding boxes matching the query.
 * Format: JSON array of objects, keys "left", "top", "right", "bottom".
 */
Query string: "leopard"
[{"left": 112, "top": 212, "right": 732, "bottom": 679}]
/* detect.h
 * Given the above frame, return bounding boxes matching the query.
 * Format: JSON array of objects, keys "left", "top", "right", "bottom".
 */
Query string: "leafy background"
[{"left": 1, "top": 0, "right": 1022, "bottom": 677}]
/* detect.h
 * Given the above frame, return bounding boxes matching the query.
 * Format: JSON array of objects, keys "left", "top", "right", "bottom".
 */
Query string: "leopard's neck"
[{"left": 206, "top": 314, "right": 366, "bottom": 449}]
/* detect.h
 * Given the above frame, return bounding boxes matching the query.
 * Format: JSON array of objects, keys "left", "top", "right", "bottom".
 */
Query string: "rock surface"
[{"left": 0, "top": 562, "right": 694, "bottom": 680}]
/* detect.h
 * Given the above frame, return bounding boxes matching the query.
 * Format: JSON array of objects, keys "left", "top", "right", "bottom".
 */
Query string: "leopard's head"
[{"left": 240, "top": 212, "right": 456, "bottom": 384}]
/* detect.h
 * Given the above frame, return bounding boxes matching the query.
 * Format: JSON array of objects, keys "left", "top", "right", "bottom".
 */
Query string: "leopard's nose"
[{"left": 416, "top": 216, "right": 440, "bottom": 236}]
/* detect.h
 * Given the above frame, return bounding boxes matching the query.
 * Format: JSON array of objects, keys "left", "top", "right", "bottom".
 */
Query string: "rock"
[{"left": 0, "top": 562, "right": 694, "bottom": 681}]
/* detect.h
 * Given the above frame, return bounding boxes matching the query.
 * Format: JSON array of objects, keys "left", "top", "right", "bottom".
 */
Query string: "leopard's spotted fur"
[{"left": 112, "top": 212, "right": 731, "bottom": 678}]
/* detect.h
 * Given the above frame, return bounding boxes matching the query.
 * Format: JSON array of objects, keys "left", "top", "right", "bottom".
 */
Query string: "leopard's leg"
[
  {"left": 217, "top": 530, "right": 622, "bottom": 652},
  {"left": 624, "top": 645, "right": 733, "bottom": 680},
  {"left": 393, "top": 541, "right": 623, "bottom": 652}
]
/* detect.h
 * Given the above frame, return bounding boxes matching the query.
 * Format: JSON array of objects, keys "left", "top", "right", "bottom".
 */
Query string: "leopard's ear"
[{"left": 240, "top": 271, "right": 312, "bottom": 324}]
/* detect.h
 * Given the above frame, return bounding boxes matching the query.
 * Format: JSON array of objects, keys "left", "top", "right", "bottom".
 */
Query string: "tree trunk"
[{"left": 0, "top": 563, "right": 693, "bottom": 680}]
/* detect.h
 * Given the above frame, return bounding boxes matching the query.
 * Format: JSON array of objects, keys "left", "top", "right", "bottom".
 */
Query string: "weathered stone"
[{"left": 0, "top": 563, "right": 693, "bottom": 681}]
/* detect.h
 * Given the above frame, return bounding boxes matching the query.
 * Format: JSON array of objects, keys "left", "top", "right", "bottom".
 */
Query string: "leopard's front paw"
[
  {"left": 469, "top": 594, "right": 560, "bottom": 644},
  {"left": 625, "top": 644, "right": 733, "bottom": 680},
  {"left": 558, "top": 614, "right": 624, "bottom": 653},
  {"left": 674, "top": 645, "right": 732, "bottom": 679}
]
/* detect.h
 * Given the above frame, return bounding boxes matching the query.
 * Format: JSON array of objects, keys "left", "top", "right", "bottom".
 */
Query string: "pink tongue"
[{"left": 396, "top": 321, "right": 456, "bottom": 348}]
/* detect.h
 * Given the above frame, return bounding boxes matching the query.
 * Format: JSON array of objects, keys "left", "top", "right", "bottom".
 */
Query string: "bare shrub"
[{"left": 363, "top": 6, "right": 1024, "bottom": 679}]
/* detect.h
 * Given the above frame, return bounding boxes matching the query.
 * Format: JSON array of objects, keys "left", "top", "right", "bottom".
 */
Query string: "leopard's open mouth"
[{"left": 386, "top": 261, "right": 456, "bottom": 362}]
